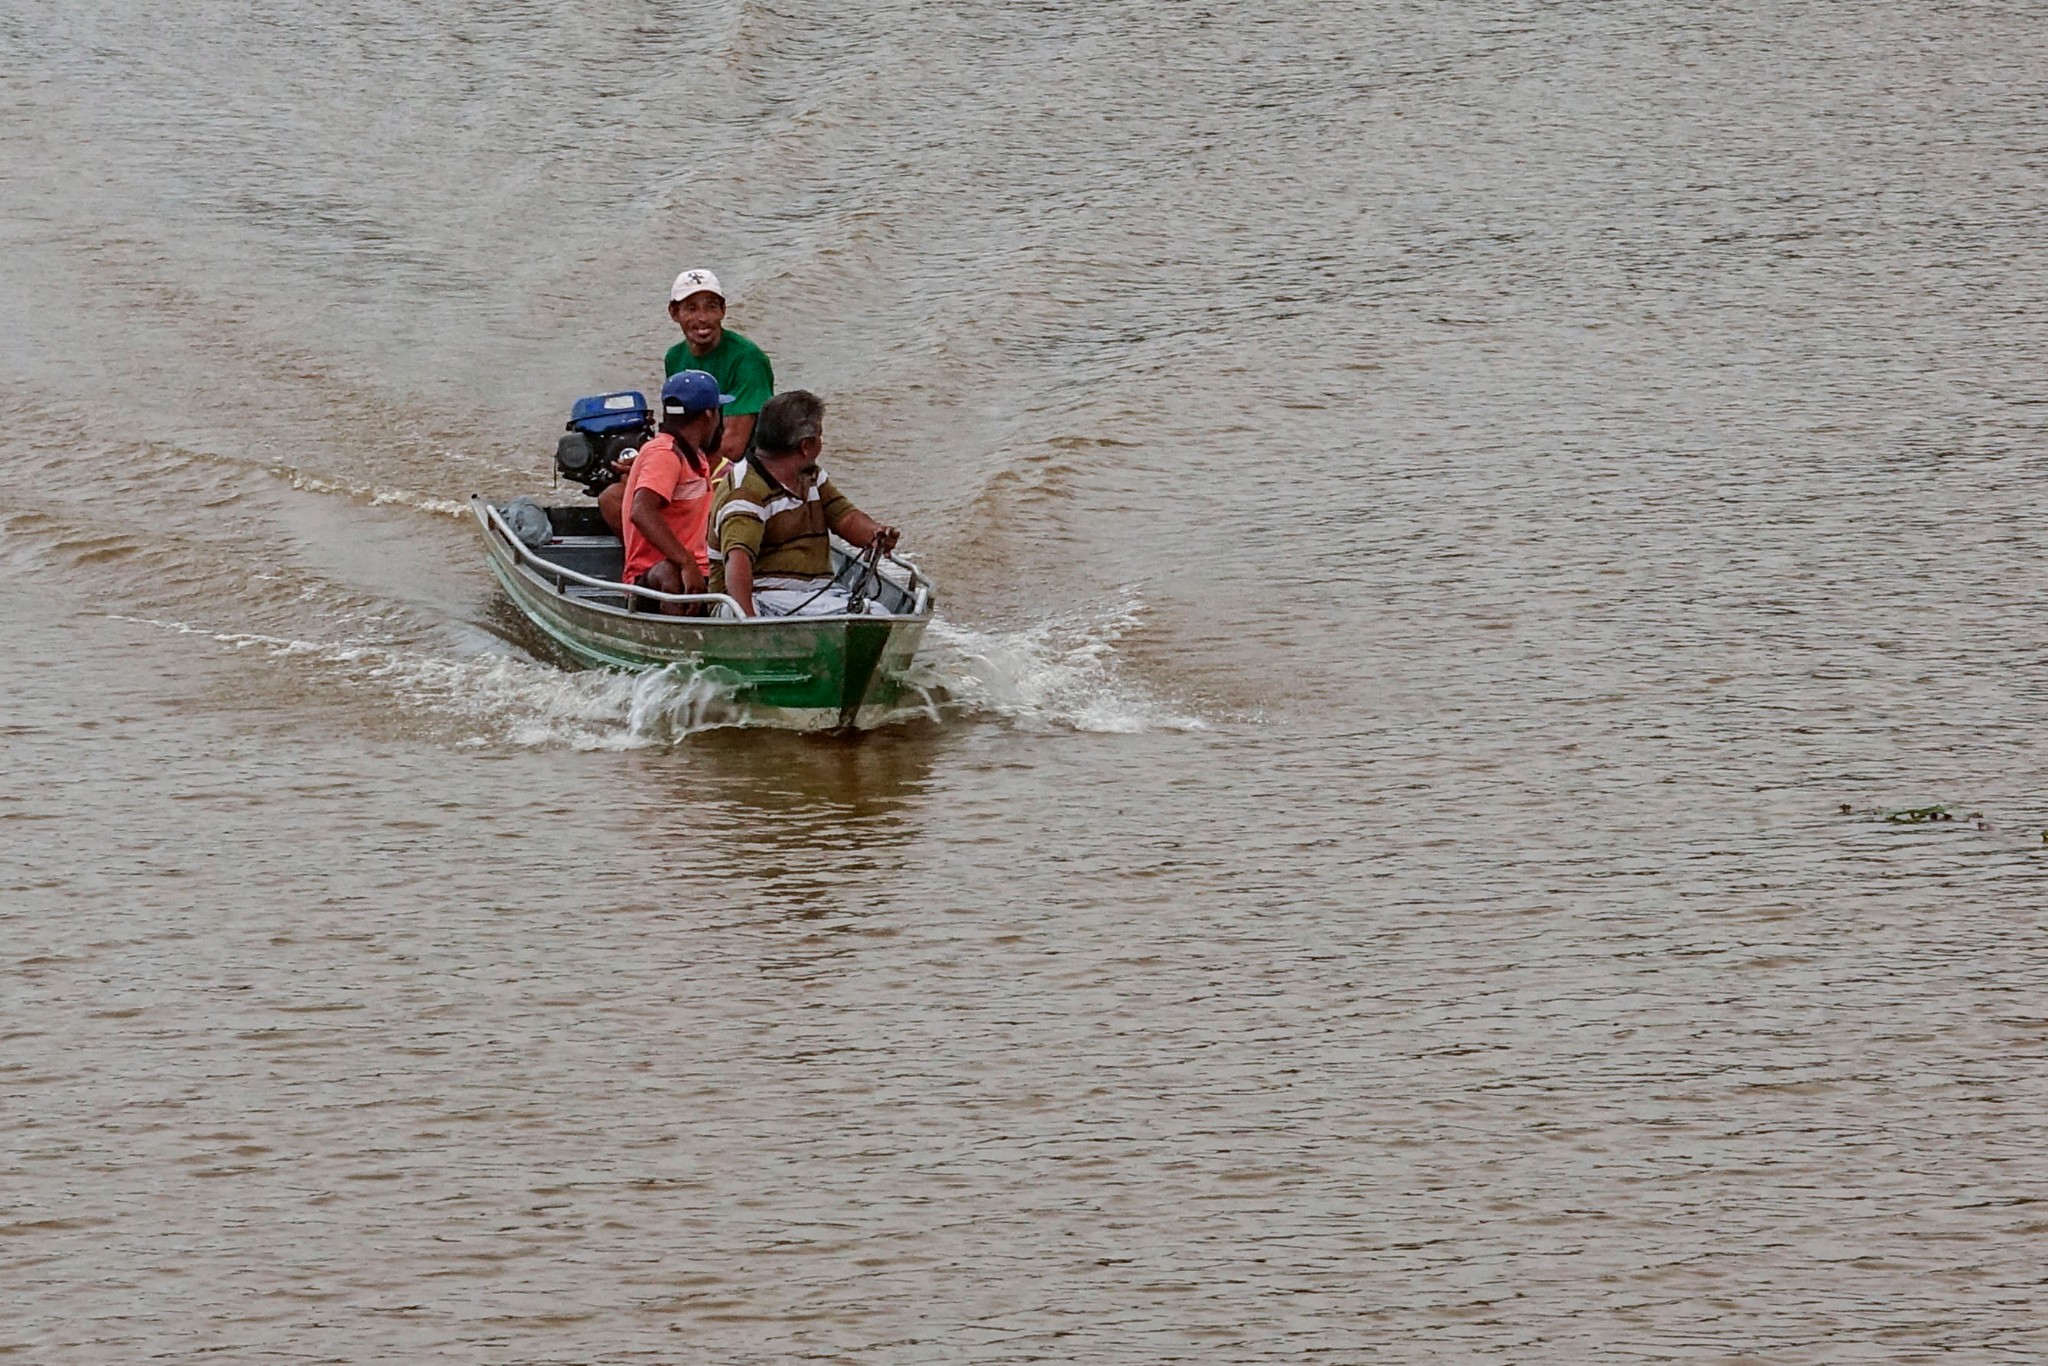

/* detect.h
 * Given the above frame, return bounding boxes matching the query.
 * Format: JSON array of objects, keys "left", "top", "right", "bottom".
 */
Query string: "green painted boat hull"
[{"left": 473, "top": 497, "right": 932, "bottom": 730}]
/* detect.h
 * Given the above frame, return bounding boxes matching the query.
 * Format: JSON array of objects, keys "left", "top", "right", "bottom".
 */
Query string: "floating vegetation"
[{"left": 1837, "top": 803, "right": 1989, "bottom": 828}]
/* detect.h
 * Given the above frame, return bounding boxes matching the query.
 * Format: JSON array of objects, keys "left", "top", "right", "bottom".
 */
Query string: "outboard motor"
[{"left": 554, "top": 390, "right": 653, "bottom": 496}]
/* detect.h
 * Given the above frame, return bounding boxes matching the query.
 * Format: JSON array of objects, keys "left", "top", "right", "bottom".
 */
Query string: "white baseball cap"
[{"left": 669, "top": 268, "right": 724, "bottom": 303}]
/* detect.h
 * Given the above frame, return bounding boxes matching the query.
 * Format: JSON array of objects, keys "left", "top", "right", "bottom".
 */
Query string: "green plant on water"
[{"left": 1838, "top": 804, "right": 1987, "bottom": 826}]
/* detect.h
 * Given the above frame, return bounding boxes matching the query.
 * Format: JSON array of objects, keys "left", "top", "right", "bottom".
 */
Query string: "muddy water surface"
[{"left": 4, "top": 1, "right": 2047, "bottom": 1360}]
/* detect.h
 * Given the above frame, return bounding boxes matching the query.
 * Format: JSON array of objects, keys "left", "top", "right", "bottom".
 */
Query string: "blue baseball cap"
[{"left": 661, "top": 369, "right": 735, "bottom": 415}]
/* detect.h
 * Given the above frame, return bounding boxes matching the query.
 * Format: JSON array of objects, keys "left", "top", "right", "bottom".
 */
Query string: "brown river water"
[{"left": 5, "top": 1, "right": 2047, "bottom": 1360}]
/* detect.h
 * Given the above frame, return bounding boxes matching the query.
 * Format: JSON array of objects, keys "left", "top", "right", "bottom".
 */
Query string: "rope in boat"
[
  {"left": 768, "top": 540, "right": 886, "bottom": 618},
  {"left": 844, "top": 541, "right": 885, "bottom": 614}
]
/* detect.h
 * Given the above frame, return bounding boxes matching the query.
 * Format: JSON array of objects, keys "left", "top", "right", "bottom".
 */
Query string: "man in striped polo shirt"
[{"left": 708, "top": 389, "right": 899, "bottom": 617}]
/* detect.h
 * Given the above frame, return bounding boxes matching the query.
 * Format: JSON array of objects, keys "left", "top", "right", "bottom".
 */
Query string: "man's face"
[
  {"left": 670, "top": 291, "right": 725, "bottom": 351},
  {"left": 664, "top": 408, "right": 723, "bottom": 451}
]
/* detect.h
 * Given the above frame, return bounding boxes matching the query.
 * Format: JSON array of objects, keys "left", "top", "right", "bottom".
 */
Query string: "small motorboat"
[{"left": 471, "top": 496, "right": 936, "bottom": 732}]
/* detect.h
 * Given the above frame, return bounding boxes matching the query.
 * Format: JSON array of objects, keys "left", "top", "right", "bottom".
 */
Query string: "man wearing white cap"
[
  {"left": 664, "top": 268, "right": 774, "bottom": 469},
  {"left": 597, "top": 268, "right": 777, "bottom": 538}
]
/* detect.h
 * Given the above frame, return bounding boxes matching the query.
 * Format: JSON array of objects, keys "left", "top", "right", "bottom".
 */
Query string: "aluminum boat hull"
[{"left": 472, "top": 497, "right": 932, "bottom": 731}]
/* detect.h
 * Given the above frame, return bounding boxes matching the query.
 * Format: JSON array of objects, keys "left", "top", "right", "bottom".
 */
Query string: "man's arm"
[
  {"left": 828, "top": 506, "right": 900, "bottom": 555},
  {"left": 725, "top": 545, "right": 755, "bottom": 616},
  {"left": 630, "top": 489, "right": 705, "bottom": 594},
  {"left": 714, "top": 346, "right": 772, "bottom": 466},
  {"left": 711, "top": 413, "right": 755, "bottom": 468}
]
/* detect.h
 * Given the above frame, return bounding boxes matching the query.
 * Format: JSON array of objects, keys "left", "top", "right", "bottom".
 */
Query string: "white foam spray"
[
  {"left": 108, "top": 592, "right": 1206, "bottom": 749},
  {"left": 106, "top": 616, "right": 752, "bottom": 749},
  {"left": 275, "top": 467, "right": 469, "bottom": 518},
  {"left": 898, "top": 595, "right": 1208, "bottom": 734}
]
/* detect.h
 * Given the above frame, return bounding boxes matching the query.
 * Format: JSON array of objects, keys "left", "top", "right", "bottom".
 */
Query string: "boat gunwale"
[{"left": 470, "top": 495, "right": 934, "bottom": 638}]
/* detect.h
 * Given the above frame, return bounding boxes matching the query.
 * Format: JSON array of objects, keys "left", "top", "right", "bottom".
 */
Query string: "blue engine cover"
[{"left": 567, "top": 390, "right": 651, "bottom": 436}]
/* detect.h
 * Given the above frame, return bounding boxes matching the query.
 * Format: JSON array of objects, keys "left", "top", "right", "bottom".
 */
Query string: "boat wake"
[
  {"left": 107, "top": 594, "right": 1205, "bottom": 749},
  {"left": 106, "top": 615, "right": 756, "bottom": 749},
  {"left": 902, "top": 596, "right": 1208, "bottom": 734},
  {"left": 275, "top": 466, "right": 472, "bottom": 519}
]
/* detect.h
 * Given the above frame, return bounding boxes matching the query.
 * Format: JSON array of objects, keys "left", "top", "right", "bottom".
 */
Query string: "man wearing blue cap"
[{"left": 619, "top": 369, "right": 735, "bottom": 614}]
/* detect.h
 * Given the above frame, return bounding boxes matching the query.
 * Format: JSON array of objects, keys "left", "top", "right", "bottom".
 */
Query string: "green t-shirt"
[{"left": 663, "top": 328, "right": 774, "bottom": 416}]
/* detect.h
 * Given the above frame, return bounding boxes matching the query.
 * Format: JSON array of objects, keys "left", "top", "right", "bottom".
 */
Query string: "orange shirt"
[{"left": 620, "top": 433, "right": 720, "bottom": 584}]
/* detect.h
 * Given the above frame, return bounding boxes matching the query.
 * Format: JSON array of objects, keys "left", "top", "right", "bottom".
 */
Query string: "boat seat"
[{"left": 535, "top": 536, "right": 627, "bottom": 582}]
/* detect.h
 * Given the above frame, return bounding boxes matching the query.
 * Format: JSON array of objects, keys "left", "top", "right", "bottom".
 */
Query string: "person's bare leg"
[
  {"left": 640, "top": 560, "right": 689, "bottom": 616},
  {"left": 597, "top": 481, "right": 625, "bottom": 535}
]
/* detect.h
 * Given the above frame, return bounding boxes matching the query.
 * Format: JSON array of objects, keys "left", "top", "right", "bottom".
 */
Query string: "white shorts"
[{"left": 754, "top": 585, "right": 856, "bottom": 617}]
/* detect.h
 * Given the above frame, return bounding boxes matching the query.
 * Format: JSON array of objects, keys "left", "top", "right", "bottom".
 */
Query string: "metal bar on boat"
[
  {"left": 473, "top": 498, "right": 745, "bottom": 617},
  {"left": 880, "top": 550, "right": 933, "bottom": 599}
]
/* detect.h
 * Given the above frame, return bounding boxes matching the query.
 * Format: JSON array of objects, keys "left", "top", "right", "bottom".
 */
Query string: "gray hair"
[{"left": 754, "top": 389, "right": 825, "bottom": 455}]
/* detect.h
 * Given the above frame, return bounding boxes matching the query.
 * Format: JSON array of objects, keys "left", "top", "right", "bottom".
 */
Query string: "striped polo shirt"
[{"left": 708, "top": 457, "right": 856, "bottom": 595}]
